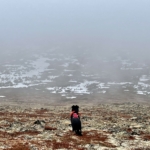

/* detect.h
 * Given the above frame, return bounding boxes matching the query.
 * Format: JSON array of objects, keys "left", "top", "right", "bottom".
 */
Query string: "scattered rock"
[{"left": 0, "top": 103, "right": 150, "bottom": 149}]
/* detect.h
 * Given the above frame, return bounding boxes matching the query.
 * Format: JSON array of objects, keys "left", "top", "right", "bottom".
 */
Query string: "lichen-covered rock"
[{"left": 0, "top": 103, "right": 150, "bottom": 149}]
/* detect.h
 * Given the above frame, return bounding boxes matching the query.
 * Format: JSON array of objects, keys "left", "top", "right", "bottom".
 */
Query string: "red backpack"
[{"left": 73, "top": 112, "right": 79, "bottom": 118}]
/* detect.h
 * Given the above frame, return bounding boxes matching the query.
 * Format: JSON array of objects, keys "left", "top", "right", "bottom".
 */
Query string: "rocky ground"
[{"left": 0, "top": 102, "right": 150, "bottom": 150}]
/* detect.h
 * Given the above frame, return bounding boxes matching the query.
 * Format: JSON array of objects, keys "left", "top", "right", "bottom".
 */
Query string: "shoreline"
[{"left": 1, "top": 95, "right": 150, "bottom": 108}]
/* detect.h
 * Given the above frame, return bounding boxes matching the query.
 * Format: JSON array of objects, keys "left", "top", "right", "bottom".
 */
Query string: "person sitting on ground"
[{"left": 70, "top": 105, "right": 82, "bottom": 135}]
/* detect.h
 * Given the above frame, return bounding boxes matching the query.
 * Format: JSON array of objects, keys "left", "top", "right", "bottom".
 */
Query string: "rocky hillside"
[{"left": 0, "top": 102, "right": 150, "bottom": 150}]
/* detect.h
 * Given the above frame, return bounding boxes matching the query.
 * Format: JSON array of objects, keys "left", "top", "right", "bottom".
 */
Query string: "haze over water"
[{"left": 0, "top": 0, "right": 150, "bottom": 103}]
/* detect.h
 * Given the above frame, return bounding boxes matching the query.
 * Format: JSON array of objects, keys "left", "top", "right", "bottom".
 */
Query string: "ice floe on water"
[
  {"left": 0, "top": 56, "right": 50, "bottom": 80},
  {"left": 82, "top": 74, "right": 95, "bottom": 77},
  {"left": 138, "top": 82, "right": 150, "bottom": 88},
  {"left": 49, "top": 76, "right": 59, "bottom": 80},
  {"left": 0, "top": 52, "right": 150, "bottom": 98},
  {"left": 0, "top": 56, "right": 57, "bottom": 88},
  {"left": 134, "top": 79, "right": 150, "bottom": 95},
  {"left": 21, "top": 57, "right": 50, "bottom": 78},
  {"left": 97, "top": 83, "right": 110, "bottom": 89},
  {"left": 12, "top": 83, "right": 28, "bottom": 88},
  {"left": 140, "top": 75, "right": 150, "bottom": 82},
  {"left": 66, "top": 96, "right": 76, "bottom": 99},
  {"left": 120, "top": 60, "right": 146, "bottom": 71},
  {"left": 0, "top": 83, "right": 47, "bottom": 89},
  {"left": 137, "top": 91, "right": 146, "bottom": 95},
  {"left": 47, "top": 80, "right": 99, "bottom": 95},
  {"left": 61, "top": 63, "right": 69, "bottom": 67},
  {"left": 98, "top": 90, "right": 106, "bottom": 94},
  {"left": 69, "top": 80, "right": 77, "bottom": 83},
  {"left": 68, "top": 74, "right": 73, "bottom": 77},
  {"left": 107, "top": 82, "right": 132, "bottom": 85},
  {"left": 0, "top": 96, "right": 5, "bottom": 98},
  {"left": 64, "top": 69, "right": 75, "bottom": 72}
]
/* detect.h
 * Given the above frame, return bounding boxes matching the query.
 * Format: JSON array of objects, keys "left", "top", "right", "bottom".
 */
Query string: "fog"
[
  {"left": 1, "top": 0, "right": 150, "bottom": 56},
  {"left": 0, "top": 1, "right": 150, "bottom": 102}
]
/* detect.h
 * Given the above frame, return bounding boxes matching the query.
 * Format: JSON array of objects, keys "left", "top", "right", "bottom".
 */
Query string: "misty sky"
[{"left": 0, "top": 0, "right": 150, "bottom": 54}]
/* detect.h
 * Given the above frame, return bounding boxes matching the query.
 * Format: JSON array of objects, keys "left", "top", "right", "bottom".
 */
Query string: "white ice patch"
[
  {"left": 69, "top": 80, "right": 77, "bottom": 83},
  {"left": 66, "top": 81, "right": 98, "bottom": 94},
  {"left": 0, "top": 57, "right": 49, "bottom": 85},
  {"left": 12, "top": 83, "right": 28, "bottom": 88},
  {"left": 75, "top": 62, "right": 81, "bottom": 65},
  {"left": 22, "top": 57, "right": 50, "bottom": 78},
  {"left": 98, "top": 83, "right": 110, "bottom": 89},
  {"left": 49, "top": 76, "right": 59, "bottom": 79},
  {"left": 68, "top": 74, "right": 73, "bottom": 77},
  {"left": 0, "top": 96, "right": 5, "bottom": 98},
  {"left": 66, "top": 96, "right": 76, "bottom": 99},
  {"left": 41, "top": 79, "right": 52, "bottom": 83},
  {"left": 138, "top": 82, "right": 150, "bottom": 88},
  {"left": 140, "top": 75, "right": 149, "bottom": 82},
  {"left": 108, "top": 82, "right": 132, "bottom": 85},
  {"left": 47, "top": 80, "right": 98, "bottom": 94},
  {"left": 137, "top": 91, "right": 146, "bottom": 95},
  {"left": 98, "top": 90, "right": 106, "bottom": 94},
  {"left": 58, "top": 89, "right": 66, "bottom": 93},
  {"left": 61, "top": 63, "right": 69, "bottom": 67},
  {"left": 81, "top": 74, "right": 94, "bottom": 77},
  {"left": 0, "top": 83, "right": 47, "bottom": 89},
  {"left": 134, "top": 85, "right": 139, "bottom": 89},
  {"left": 0, "top": 83, "right": 28, "bottom": 89},
  {"left": 64, "top": 69, "right": 75, "bottom": 72},
  {"left": 47, "top": 87, "right": 56, "bottom": 91},
  {"left": 0, "top": 56, "right": 51, "bottom": 88}
]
